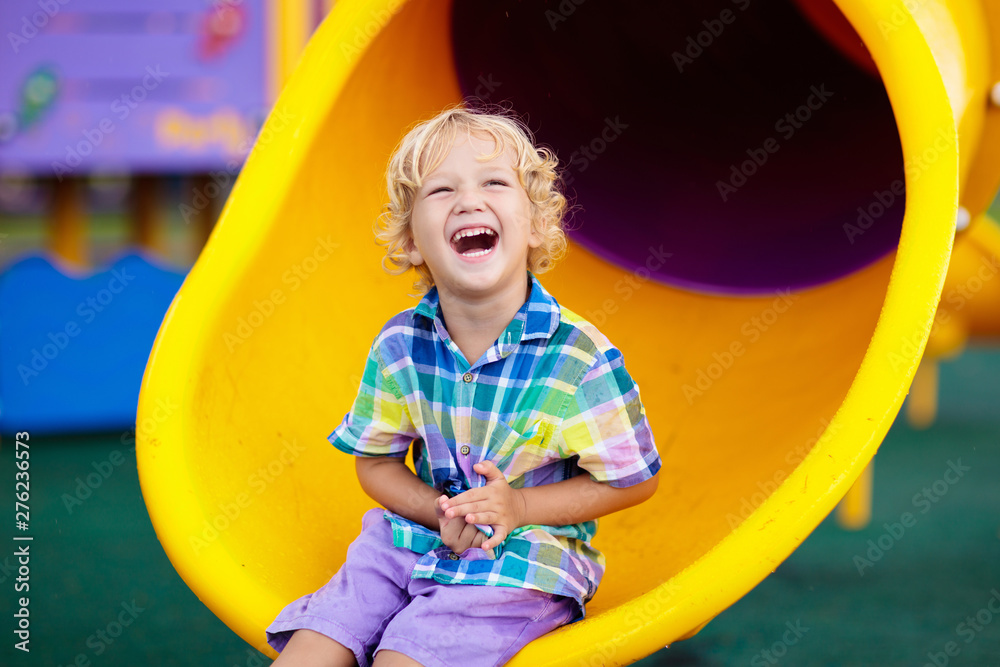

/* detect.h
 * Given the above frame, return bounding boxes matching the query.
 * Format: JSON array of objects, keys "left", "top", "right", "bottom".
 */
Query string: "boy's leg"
[
  {"left": 376, "top": 575, "right": 580, "bottom": 667},
  {"left": 272, "top": 629, "right": 357, "bottom": 667},
  {"left": 266, "top": 509, "right": 420, "bottom": 666},
  {"left": 372, "top": 650, "right": 423, "bottom": 666}
]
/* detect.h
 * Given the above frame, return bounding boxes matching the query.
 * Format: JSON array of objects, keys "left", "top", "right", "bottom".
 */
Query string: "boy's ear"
[
  {"left": 404, "top": 231, "right": 424, "bottom": 265},
  {"left": 528, "top": 214, "right": 547, "bottom": 248}
]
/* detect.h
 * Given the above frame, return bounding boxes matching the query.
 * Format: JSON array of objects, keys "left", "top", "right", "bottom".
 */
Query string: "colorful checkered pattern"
[{"left": 328, "top": 271, "right": 660, "bottom": 615}]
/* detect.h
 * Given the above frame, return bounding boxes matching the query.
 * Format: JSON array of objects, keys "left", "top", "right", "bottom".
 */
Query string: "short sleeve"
[
  {"left": 327, "top": 338, "right": 417, "bottom": 458},
  {"left": 554, "top": 347, "right": 660, "bottom": 488}
]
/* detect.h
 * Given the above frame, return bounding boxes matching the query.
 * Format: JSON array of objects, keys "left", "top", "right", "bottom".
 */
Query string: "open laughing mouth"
[{"left": 450, "top": 226, "right": 499, "bottom": 258}]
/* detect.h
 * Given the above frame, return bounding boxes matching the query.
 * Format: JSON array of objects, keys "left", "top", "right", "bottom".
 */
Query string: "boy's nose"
[{"left": 453, "top": 187, "right": 485, "bottom": 214}]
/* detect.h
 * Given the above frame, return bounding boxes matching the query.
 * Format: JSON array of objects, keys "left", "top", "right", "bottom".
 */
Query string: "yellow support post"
[
  {"left": 51, "top": 178, "right": 87, "bottom": 267},
  {"left": 836, "top": 461, "right": 875, "bottom": 530}
]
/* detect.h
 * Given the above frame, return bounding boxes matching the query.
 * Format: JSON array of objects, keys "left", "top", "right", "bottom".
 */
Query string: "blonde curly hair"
[{"left": 374, "top": 103, "right": 568, "bottom": 296}]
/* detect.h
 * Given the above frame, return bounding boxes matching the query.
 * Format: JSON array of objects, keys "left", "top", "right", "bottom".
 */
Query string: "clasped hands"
[{"left": 435, "top": 460, "right": 526, "bottom": 555}]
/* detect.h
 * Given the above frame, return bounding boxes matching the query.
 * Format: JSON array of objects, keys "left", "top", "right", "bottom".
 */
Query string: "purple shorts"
[{"left": 266, "top": 508, "right": 579, "bottom": 667}]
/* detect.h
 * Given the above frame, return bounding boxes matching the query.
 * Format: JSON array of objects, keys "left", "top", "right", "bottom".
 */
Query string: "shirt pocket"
[{"left": 486, "top": 419, "right": 558, "bottom": 481}]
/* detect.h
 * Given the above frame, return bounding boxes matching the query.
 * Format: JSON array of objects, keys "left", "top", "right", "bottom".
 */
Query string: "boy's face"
[{"left": 406, "top": 132, "right": 543, "bottom": 301}]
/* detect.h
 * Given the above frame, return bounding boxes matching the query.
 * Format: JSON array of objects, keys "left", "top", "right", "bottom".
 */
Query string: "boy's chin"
[
  {"left": 437, "top": 272, "right": 508, "bottom": 294},
  {"left": 428, "top": 255, "right": 528, "bottom": 288}
]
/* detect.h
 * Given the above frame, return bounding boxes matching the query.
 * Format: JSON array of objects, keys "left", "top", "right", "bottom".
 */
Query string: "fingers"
[
  {"left": 474, "top": 460, "right": 505, "bottom": 482},
  {"left": 451, "top": 522, "right": 484, "bottom": 554},
  {"left": 440, "top": 525, "right": 469, "bottom": 554},
  {"left": 447, "top": 502, "right": 503, "bottom": 526},
  {"left": 445, "top": 499, "right": 485, "bottom": 520},
  {"left": 440, "top": 496, "right": 487, "bottom": 526},
  {"left": 439, "top": 502, "right": 488, "bottom": 554},
  {"left": 438, "top": 496, "right": 468, "bottom": 549},
  {"left": 463, "top": 510, "right": 500, "bottom": 525},
  {"left": 481, "top": 526, "right": 508, "bottom": 551},
  {"left": 441, "top": 491, "right": 488, "bottom": 518}
]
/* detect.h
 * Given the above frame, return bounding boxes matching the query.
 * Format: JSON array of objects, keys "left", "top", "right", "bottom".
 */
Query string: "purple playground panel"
[
  {"left": 452, "top": 0, "right": 905, "bottom": 295},
  {"left": 0, "top": 0, "right": 269, "bottom": 176}
]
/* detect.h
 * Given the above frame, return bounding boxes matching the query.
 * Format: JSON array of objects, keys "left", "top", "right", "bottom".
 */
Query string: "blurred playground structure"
[
  {"left": 1, "top": 0, "right": 331, "bottom": 432},
  {"left": 2, "top": 0, "right": 1000, "bottom": 665}
]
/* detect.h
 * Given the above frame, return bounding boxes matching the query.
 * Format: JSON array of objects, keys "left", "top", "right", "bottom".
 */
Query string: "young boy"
[{"left": 266, "top": 106, "right": 661, "bottom": 667}]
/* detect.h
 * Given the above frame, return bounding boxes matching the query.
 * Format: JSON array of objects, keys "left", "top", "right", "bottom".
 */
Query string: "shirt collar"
[{"left": 413, "top": 271, "right": 560, "bottom": 347}]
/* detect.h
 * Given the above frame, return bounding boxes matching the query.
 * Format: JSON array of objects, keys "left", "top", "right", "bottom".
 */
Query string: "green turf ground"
[{"left": 1, "top": 348, "right": 998, "bottom": 667}]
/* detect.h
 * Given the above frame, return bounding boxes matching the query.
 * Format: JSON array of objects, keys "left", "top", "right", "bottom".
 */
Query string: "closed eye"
[
  {"left": 427, "top": 186, "right": 451, "bottom": 195},
  {"left": 486, "top": 180, "right": 508, "bottom": 187}
]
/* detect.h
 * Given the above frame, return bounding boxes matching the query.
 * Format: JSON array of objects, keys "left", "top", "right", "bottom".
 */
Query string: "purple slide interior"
[{"left": 452, "top": 0, "right": 904, "bottom": 295}]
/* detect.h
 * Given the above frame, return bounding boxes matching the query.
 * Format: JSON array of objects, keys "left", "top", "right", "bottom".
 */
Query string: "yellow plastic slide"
[{"left": 137, "top": 0, "right": 1000, "bottom": 663}]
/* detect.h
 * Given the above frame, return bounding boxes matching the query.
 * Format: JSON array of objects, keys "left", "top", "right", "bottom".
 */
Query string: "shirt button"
[
  {"left": 460, "top": 445, "right": 470, "bottom": 455},
  {"left": 462, "top": 372, "right": 473, "bottom": 383},
  {"left": 448, "top": 552, "right": 460, "bottom": 560}
]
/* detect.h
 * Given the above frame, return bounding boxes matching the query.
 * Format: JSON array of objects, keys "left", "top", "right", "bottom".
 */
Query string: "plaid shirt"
[{"left": 328, "top": 271, "right": 660, "bottom": 616}]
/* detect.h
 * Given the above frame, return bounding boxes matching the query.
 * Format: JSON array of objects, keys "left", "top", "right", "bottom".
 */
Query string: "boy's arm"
[
  {"left": 441, "top": 460, "right": 659, "bottom": 550},
  {"left": 355, "top": 456, "right": 441, "bottom": 531},
  {"left": 519, "top": 466, "right": 659, "bottom": 526}
]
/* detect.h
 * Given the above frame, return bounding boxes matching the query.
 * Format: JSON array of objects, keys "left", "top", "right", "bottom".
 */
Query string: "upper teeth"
[{"left": 451, "top": 227, "right": 496, "bottom": 244}]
